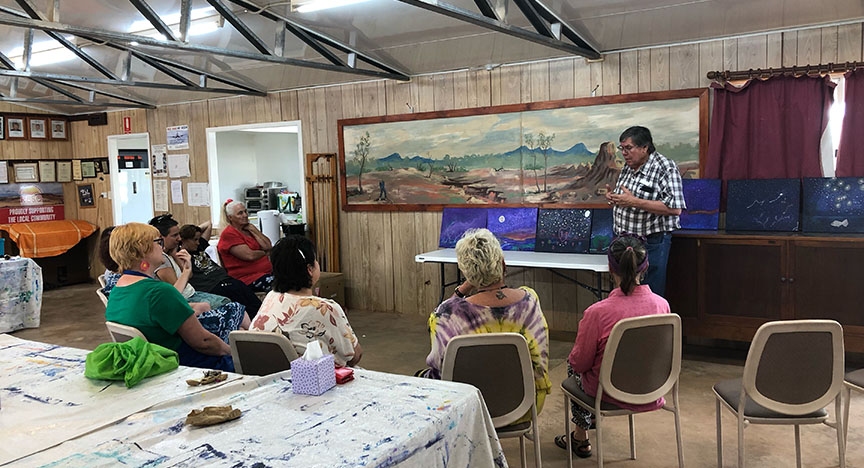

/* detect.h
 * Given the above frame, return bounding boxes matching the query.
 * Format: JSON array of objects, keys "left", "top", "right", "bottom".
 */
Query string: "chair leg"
[
  {"left": 628, "top": 414, "right": 636, "bottom": 460},
  {"left": 737, "top": 411, "right": 745, "bottom": 468},
  {"left": 716, "top": 398, "right": 723, "bottom": 468},
  {"left": 836, "top": 395, "right": 846, "bottom": 468},
  {"left": 843, "top": 386, "right": 851, "bottom": 445},
  {"left": 794, "top": 425, "right": 801, "bottom": 468},
  {"left": 531, "top": 404, "right": 541, "bottom": 468},
  {"left": 673, "top": 385, "right": 684, "bottom": 468},
  {"left": 564, "top": 395, "right": 573, "bottom": 468},
  {"left": 519, "top": 435, "right": 526, "bottom": 468},
  {"left": 596, "top": 412, "right": 604, "bottom": 468}
]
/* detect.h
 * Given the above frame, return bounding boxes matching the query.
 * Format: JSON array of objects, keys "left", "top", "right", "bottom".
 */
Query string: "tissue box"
[{"left": 291, "top": 354, "right": 336, "bottom": 396}]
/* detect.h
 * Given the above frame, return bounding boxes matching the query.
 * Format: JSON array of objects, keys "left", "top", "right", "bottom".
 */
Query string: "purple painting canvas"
[
  {"left": 680, "top": 179, "right": 721, "bottom": 230},
  {"left": 589, "top": 209, "right": 614, "bottom": 253},
  {"left": 439, "top": 207, "right": 488, "bottom": 247},
  {"left": 486, "top": 207, "right": 538, "bottom": 251},
  {"left": 802, "top": 177, "right": 864, "bottom": 233},
  {"left": 536, "top": 209, "right": 592, "bottom": 253},
  {"left": 726, "top": 178, "right": 800, "bottom": 231}
]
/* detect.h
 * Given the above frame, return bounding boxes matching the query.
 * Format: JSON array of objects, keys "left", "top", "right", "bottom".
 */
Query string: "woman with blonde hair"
[
  {"left": 105, "top": 223, "right": 234, "bottom": 371},
  {"left": 217, "top": 200, "right": 274, "bottom": 292},
  {"left": 418, "top": 228, "right": 551, "bottom": 424}
]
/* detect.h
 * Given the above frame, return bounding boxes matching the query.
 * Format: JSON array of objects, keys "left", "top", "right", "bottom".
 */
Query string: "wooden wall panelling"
[
  {"left": 279, "top": 90, "right": 300, "bottom": 121},
  {"left": 619, "top": 51, "right": 639, "bottom": 94},
  {"left": 549, "top": 59, "right": 575, "bottom": 101},
  {"left": 637, "top": 50, "right": 652, "bottom": 93},
  {"left": 837, "top": 24, "right": 863, "bottom": 62},
  {"left": 601, "top": 53, "right": 621, "bottom": 96},
  {"left": 767, "top": 33, "right": 783, "bottom": 68},
  {"left": 650, "top": 48, "right": 670, "bottom": 91},
  {"left": 189, "top": 101, "right": 211, "bottom": 224},
  {"left": 588, "top": 60, "right": 603, "bottom": 96},
  {"left": 574, "top": 58, "right": 592, "bottom": 97},
  {"left": 529, "top": 62, "right": 550, "bottom": 102},
  {"left": 722, "top": 39, "right": 739, "bottom": 71},
  {"left": 468, "top": 69, "right": 492, "bottom": 107},
  {"left": 782, "top": 31, "right": 798, "bottom": 66},
  {"left": 336, "top": 84, "right": 366, "bottom": 310},
  {"left": 737, "top": 36, "right": 767, "bottom": 70},
  {"left": 821, "top": 26, "right": 839, "bottom": 64},
  {"left": 699, "top": 41, "right": 723, "bottom": 88},
  {"left": 797, "top": 28, "right": 822, "bottom": 64},
  {"left": 492, "top": 64, "right": 522, "bottom": 105},
  {"left": 670, "top": 44, "right": 699, "bottom": 90}
]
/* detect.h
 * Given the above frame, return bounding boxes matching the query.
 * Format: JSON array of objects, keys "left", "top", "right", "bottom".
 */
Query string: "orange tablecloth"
[{"left": 0, "top": 220, "right": 98, "bottom": 258}]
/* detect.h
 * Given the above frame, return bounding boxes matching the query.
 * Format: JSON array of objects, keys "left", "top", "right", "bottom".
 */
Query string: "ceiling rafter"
[
  {"left": 205, "top": 0, "right": 272, "bottom": 55},
  {"left": 128, "top": 0, "right": 179, "bottom": 42},
  {"left": 392, "top": 0, "right": 601, "bottom": 59}
]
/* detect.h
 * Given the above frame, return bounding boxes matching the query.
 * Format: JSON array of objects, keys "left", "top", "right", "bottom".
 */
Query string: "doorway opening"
[{"left": 108, "top": 132, "right": 153, "bottom": 225}]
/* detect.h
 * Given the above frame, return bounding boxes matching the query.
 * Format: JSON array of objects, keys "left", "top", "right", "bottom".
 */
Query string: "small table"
[
  {"left": 416, "top": 248, "right": 610, "bottom": 303},
  {"left": 0, "top": 256, "right": 42, "bottom": 333}
]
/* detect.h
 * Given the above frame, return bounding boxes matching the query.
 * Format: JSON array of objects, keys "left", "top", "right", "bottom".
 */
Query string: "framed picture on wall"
[
  {"left": 38, "top": 161, "right": 56, "bottom": 182},
  {"left": 0, "top": 116, "right": 4, "bottom": 141},
  {"left": 77, "top": 183, "right": 95, "bottom": 208},
  {"left": 28, "top": 118, "right": 47, "bottom": 139},
  {"left": 81, "top": 161, "right": 96, "bottom": 178},
  {"left": 14, "top": 163, "right": 39, "bottom": 183},
  {"left": 6, "top": 116, "right": 25, "bottom": 139},
  {"left": 49, "top": 119, "right": 67, "bottom": 140},
  {"left": 57, "top": 161, "right": 72, "bottom": 182}
]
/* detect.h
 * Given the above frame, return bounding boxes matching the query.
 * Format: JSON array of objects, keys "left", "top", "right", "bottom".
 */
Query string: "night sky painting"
[
  {"left": 680, "top": 179, "right": 721, "bottom": 230},
  {"left": 536, "top": 209, "right": 593, "bottom": 253},
  {"left": 726, "top": 179, "right": 800, "bottom": 231},
  {"left": 487, "top": 207, "right": 538, "bottom": 251},
  {"left": 439, "top": 207, "right": 488, "bottom": 247},
  {"left": 802, "top": 177, "right": 864, "bottom": 233},
  {"left": 589, "top": 209, "right": 614, "bottom": 253}
]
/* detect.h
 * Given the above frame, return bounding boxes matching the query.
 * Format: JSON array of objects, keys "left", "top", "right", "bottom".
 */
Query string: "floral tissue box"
[{"left": 291, "top": 354, "right": 336, "bottom": 396}]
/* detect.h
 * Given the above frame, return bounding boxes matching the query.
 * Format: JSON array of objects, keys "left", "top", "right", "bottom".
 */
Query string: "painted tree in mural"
[
  {"left": 538, "top": 132, "right": 555, "bottom": 192},
  {"left": 524, "top": 132, "right": 541, "bottom": 193},
  {"left": 351, "top": 131, "right": 371, "bottom": 192}
]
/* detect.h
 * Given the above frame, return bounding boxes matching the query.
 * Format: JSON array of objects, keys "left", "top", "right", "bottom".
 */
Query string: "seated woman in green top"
[{"left": 105, "top": 222, "right": 234, "bottom": 371}]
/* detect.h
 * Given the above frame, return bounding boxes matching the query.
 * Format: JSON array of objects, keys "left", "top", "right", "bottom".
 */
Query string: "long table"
[
  {"left": 0, "top": 335, "right": 507, "bottom": 467},
  {"left": 416, "top": 248, "right": 610, "bottom": 303}
]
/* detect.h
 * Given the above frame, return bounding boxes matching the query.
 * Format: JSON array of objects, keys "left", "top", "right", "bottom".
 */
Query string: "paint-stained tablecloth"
[
  {"left": 2, "top": 336, "right": 507, "bottom": 468},
  {"left": 0, "top": 257, "right": 42, "bottom": 333}
]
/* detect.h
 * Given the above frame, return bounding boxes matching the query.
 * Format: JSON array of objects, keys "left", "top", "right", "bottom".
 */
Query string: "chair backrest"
[
  {"left": 441, "top": 333, "right": 534, "bottom": 428},
  {"left": 205, "top": 245, "right": 221, "bottom": 266},
  {"left": 105, "top": 321, "right": 148, "bottom": 343},
  {"left": 599, "top": 313, "right": 682, "bottom": 405},
  {"left": 229, "top": 330, "right": 300, "bottom": 376},
  {"left": 96, "top": 288, "right": 108, "bottom": 307},
  {"left": 97, "top": 274, "right": 107, "bottom": 288},
  {"left": 743, "top": 319, "right": 844, "bottom": 415}
]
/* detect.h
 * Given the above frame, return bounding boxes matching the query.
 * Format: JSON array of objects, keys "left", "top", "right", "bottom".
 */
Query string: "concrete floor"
[{"left": 10, "top": 282, "right": 864, "bottom": 467}]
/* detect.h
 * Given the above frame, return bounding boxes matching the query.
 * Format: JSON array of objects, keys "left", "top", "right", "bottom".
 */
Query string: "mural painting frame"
[{"left": 338, "top": 88, "right": 709, "bottom": 212}]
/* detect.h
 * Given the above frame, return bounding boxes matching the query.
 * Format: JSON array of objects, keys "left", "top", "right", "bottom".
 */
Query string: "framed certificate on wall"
[
  {"left": 57, "top": 161, "right": 72, "bottom": 182},
  {"left": 38, "top": 161, "right": 56, "bottom": 182},
  {"left": 14, "top": 163, "right": 39, "bottom": 182}
]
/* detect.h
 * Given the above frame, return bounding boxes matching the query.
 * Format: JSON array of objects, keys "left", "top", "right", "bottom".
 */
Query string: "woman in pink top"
[{"left": 554, "top": 234, "right": 670, "bottom": 458}]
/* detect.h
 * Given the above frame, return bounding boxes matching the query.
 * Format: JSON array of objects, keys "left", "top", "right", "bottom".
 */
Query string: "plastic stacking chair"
[
  {"left": 229, "top": 330, "right": 300, "bottom": 376},
  {"left": 441, "top": 333, "right": 541, "bottom": 468},
  {"left": 96, "top": 288, "right": 108, "bottom": 307},
  {"left": 97, "top": 274, "right": 107, "bottom": 288},
  {"left": 105, "top": 321, "right": 148, "bottom": 343},
  {"left": 713, "top": 320, "right": 845, "bottom": 468},
  {"left": 561, "top": 313, "right": 684, "bottom": 468},
  {"left": 842, "top": 368, "right": 864, "bottom": 444}
]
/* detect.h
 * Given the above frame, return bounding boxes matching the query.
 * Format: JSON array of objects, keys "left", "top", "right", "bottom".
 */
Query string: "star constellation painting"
[
  {"left": 589, "top": 209, "right": 614, "bottom": 253},
  {"left": 725, "top": 179, "right": 800, "bottom": 231},
  {"left": 535, "top": 209, "right": 593, "bottom": 253},
  {"left": 680, "top": 179, "right": 721, "bottom": 230},
  {"left": 439, "top": 207, "right": 488, "bottom": 247},
  {"left": 486, "top": 207, "right": 538, "bottom": 251},
  {"left": 802, "top": 177, "right": 864, "bottom": 233}
]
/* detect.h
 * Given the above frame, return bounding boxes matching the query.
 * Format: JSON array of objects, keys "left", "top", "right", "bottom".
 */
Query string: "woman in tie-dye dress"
[{"left": 418, "top": 228, "right": 551, "bottom": 424}]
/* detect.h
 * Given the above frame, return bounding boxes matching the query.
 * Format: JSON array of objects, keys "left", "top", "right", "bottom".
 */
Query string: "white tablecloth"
[
  {"left": 1, "top": 336, "right": 507, "bottom": 468},
  {"left": 0, "top": 257, "right": 42, "bottom": 333}
]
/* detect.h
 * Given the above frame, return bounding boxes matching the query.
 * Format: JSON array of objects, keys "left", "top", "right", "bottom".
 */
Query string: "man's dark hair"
[
  {"left": 271, "top": 235, "right": 317, "bottom": 293},
  {"left": 179, "top": 224, "right": 202, "bottom": 240},
  {"left": 619, "top": 126, "right": 656, "bottom": 154},
  {"left": 149, "top": 213, "right": 178, "bottom": 236},
  {"left": 98, "top": 226, "right": 118, "bottom": 272}
]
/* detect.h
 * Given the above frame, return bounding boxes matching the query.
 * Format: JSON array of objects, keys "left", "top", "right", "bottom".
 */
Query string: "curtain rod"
[{"left": 707, "top": 62, "right": 864, "bottom": 81}]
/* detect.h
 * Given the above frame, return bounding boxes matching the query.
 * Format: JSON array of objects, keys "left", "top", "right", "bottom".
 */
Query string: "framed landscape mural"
[{"left": 338, "top": 88, "right": 708, "bottom": 211}]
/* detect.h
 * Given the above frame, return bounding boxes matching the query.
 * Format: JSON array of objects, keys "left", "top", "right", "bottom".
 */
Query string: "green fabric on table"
[{"left": 85, "top": 337, "right": 179, "bottom": 388}]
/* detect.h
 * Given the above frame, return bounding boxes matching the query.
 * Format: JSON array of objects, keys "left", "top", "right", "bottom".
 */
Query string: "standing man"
[{"left": 605, "top": 126, "right": 686, "bottom": 297}]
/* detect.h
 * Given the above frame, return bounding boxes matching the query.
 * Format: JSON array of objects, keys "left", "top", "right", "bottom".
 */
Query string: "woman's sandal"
[{"left": 554, "top": 433, "right": 592, "bottom": 458}]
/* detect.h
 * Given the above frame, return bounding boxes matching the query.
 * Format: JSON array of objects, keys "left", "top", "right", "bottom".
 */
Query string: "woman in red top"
[
  {"left": 554, "top": 234, "right": 670, "bottom": 458},
  {"left": 217, "top": 200, "right": 274, "bottom": 292}
]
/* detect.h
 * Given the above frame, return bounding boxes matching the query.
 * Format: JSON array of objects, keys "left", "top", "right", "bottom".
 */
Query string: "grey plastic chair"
[
  {"left": 96, "top": 288, "right": 108, "bottom": 307},
  {"left": 842, "top": 368, "right": 864, "bottom": 444},
  {"left": 561, "top": 313, "right": 684, "bottom": 468},
  {"left": 441, "top": 333, "right": 541, "bottom": 468},
  {"left": 713, "top": 320, "right": 846, "bottom": 468},
  {"left": 97, "top": 274, "right": 107, "bottom": 288},
  {"left": 105, "top": 321, "right": 148, "bottom": 343},
  {"left": 229, "top": 330, "right": 300, "bottom": 376}
]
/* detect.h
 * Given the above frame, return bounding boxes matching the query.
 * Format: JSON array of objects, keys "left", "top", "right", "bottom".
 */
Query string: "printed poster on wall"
[
  {"left": 166, "top": 153, "right": 190, "bottom": 178},
  {"left": 0, "top": 161, "right": 7, "bottom": 184},
  {"left": 153, "top": 179, "right": 169, "bottom": 212},
  {"left": 187, "top": 183, "right": 210, "bottom": 207},
  {"left": 151, "top": 144, "right": 168, "bottom": 177},
  {"left": 166, "top": 125, "right": 189, "bottom": 150},
  {"left": 171, "top": 180, "right": 183, "bottom": 204},
  {"left": 0, "top": 183, "right": 65, "bottom": 223}
]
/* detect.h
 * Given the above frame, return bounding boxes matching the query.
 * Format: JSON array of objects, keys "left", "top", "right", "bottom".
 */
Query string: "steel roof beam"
[
  {"left": 0, "top": 96, "right": 152, "bottom": 108},
  {"left": 0, "top": 49, "right": 84, "bottom": 102},
  {"left": 121, "top": 49, "right": 266, "bottom": 95},
  {"left": 529, "top": 0, "right": 599, "bottom": 53},
  {"left": 473, "top": 0, "right": 501, "bottom": 21},
  {"left": 392, "top": 0, "right": 601, "bottom": 59},
  {"left": 511, "top": 0, "right": 554, "bottom": 38},
  {"left": 55, "top": 81, "right": 155, "bottom": 107},
  {"left": 0, "top": 14, "right": 410, "bottom": 81},
  {"left": 205, "top": 0, "right": 272, "bottom": 55},
  {"left": 128, "top": 0, "right": 179, "bottom": 42},
  {"left": 179, "top": 0, "right": 192, "bottom": 42}
]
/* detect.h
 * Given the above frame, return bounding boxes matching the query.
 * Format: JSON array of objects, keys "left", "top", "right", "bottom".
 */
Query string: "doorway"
[{"left": 108, "top": 133, "right": 153, "bottom": 225}]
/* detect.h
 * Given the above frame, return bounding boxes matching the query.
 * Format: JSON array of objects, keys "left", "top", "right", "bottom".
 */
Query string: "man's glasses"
[{"left": 617, "top": 144, "right": 640, "bottom": 152}]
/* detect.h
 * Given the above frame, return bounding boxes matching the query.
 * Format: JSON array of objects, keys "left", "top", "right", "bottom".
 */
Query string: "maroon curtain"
[
  {"left": 705, "top": 76, "right": 834, "bottom": 181},
  {"left": 837, "top": 69, "right": 864, "bottom": 177}
]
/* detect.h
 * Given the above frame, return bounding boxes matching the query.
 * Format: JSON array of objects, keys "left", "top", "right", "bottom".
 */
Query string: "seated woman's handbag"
[{"left": 85, "top": 337, "right": 179, "bottom": 388}]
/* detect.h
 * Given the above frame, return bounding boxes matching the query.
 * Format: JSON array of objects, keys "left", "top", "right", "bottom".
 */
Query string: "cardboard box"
[{"left": 315, "top": 272, "right": 344, "bottom": 307}]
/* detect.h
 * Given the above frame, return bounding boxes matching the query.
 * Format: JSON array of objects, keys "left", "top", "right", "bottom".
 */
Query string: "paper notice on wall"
[
  {"left": 171, "top": 180, "right": 183, "bottom": 204},
  {"left": 166, "top": 125, "right": 189, "bottom": 150},
  {"left": 188, "top": 183, "right": 210, "bottom": 207},
  {"left": 0, "top": 161, "right": 7, "bottom": 184},
  {"left": 166, "top": 153, "right": 190, "bottom": 178},
  {"left": 151, "top": 144, "right": 168, "bottom": 177},
  {"left": 153, "top": 179, "right": 169, "bottom": 212}
]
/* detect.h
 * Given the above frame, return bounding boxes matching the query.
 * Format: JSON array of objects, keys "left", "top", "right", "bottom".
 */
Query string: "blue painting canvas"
[
  {"left": 439, "top": 207, "right": 488, "bottom": 247},
  {"left": 487, "top": 207, "right": 537, "bottom": 251},
  {"left": 589, "top": 209, "right": 614, "bottom": 253},
  {"left": 536, "top": 209, "right": 593, "bottom": 253},
  {"left": 802, "top": 177, "right": 864, "bottom": 233},
  {"left": 726, "top": 179, "right": 800, "bottom": 231},
  {"left": 680, "top": 179, "right": 721, "bottom": 230}
]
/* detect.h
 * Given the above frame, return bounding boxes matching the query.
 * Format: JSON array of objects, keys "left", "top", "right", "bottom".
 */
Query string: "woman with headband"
[
  {"left": 250, "top": 235, "right": 362, "bottom": 367},
  {"left": 554, "top": 234, "right": 671, "bottom": 458}
]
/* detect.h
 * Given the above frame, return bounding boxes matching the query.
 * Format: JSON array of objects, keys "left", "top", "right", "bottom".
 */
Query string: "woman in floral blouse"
[{"left": 251, "top": 235, "right": 362, "bottom": 367}]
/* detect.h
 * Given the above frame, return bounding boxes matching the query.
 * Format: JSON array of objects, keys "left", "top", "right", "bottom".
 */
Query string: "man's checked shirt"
[{"left": 612, "top": 152, "right": 686, "bottom": 236}]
